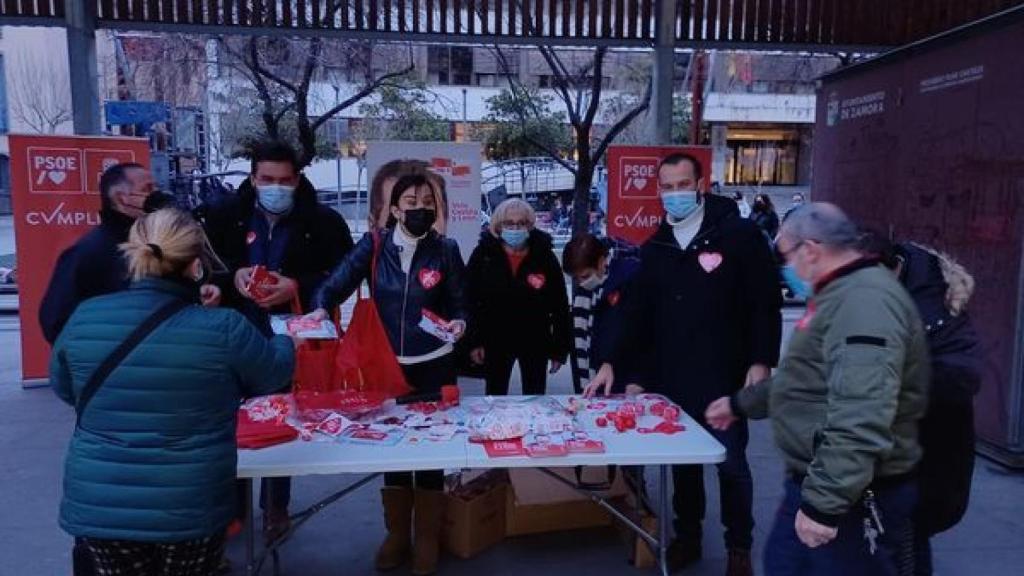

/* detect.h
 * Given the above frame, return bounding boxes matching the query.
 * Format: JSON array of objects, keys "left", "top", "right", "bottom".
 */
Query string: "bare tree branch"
[
  {"left": 246, "top": 37, "right": 299, "bottom": 94},
  {"left": 582, "top": 47, "right": 607, "bottom": 128},
  {"left": 310, "top": 63, "right": 414, "bottom": 132},
  {"left": 593, "top": 77, "right": 653, "bottom": 164}
]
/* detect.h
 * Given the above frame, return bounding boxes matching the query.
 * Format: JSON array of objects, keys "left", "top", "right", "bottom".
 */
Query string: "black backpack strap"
[{"left": 74, "top": 299, "right": 190, "bottom": 427}]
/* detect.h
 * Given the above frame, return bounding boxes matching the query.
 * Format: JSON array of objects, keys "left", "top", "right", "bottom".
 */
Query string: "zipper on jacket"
[
  {"left": 399, "top": 239, "right": 421, "bottom": 358},
  {"left": 400, "top": 272, "right": 411, "bottom": 358}
]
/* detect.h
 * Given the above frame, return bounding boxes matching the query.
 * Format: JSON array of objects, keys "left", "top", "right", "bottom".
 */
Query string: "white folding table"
[{"left": 237, "top": 396, "right": 726, "bottom": 576}]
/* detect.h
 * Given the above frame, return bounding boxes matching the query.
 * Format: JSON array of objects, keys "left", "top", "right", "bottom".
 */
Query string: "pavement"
[{"left": 1, "top": 308, "right": 1023, "bottom": 576}]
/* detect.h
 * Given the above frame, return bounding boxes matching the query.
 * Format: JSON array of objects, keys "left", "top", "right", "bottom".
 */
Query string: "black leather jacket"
[{"left": 314, "top": 228, "right": 468, "bottom": 359}]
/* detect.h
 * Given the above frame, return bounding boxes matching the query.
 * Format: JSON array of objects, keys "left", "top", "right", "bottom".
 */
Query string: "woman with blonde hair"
[
  {"left": 50, "top": 208, "right": 295, "bottom": 576},
  {"left": 466, "top": 198, "right": 571, "bottom": 395}
]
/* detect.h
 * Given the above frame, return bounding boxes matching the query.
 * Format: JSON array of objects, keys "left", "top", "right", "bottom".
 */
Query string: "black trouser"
[
  {"left": 384, "top": 354, "right": 455, "bottom": 491},
  {"left": 484, "top": 349, "right": 548, "bottom": 396},
  {"left": 82, "top": 535, "right": 225, "bottom": 576},
  {"left": 912, "top": 367, "right": 978, "bottom": 575},
  {"left": 672, "top": 418, "right": 754, "bottom": 551}
]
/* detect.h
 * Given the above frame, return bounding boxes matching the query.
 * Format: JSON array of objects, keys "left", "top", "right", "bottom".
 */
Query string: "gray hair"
[
  {"left": 781, "top": 202, "right": 861, "bottom": 250},
  {"left": 489, "top": 198, "right": 536, "bottom": 236}
]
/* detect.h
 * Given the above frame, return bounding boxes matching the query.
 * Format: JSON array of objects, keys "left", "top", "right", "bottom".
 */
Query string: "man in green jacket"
[{"left": 706, "top": 203, "right": 930, "bottom": 575}]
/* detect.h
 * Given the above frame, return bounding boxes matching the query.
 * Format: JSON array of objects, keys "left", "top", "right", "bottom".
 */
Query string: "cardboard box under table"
[{"left": 505, "top": 467, "right": 629, "bottom": 536}]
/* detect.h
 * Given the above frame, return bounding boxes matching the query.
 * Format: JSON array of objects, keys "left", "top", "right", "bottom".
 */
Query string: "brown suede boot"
[
  {"left": 411, "top": 489, "right": 446, "bottom": 576},
  {"left": 375, "top": 487, "right": 413, "bottom": 571},
  {"left": 726, "top": 548, "right": 753, "bottom": 576}
]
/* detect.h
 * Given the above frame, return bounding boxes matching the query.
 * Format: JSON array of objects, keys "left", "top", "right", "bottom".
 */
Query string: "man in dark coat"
[
  {"left": 40, "top": 163, "right": 184, "bottom": 345},
  {"left": 589, "top": 153, "right": 782, "bottom": 576},
  {"left": 201, "top": 141, "right": 353, "bottom": 332},
  {"left": 200, "top": 140, "right": 353, "bottom": 540}
]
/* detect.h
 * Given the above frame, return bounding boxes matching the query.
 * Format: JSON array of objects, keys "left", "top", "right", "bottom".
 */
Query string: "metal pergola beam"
[{"left": 3, "top": 1, "right": 1019, "bottom": 50}]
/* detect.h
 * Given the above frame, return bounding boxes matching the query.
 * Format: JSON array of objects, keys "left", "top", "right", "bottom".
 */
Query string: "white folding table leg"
[
  {"left": 659, "top": 465, "right": 670, "bottom": 576},
  {"left": 245, "top": 478, "right": 256, "bottom": 576}
]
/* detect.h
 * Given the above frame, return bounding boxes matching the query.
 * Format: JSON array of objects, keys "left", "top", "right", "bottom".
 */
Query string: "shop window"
[{"left": 724, "top": 133, "right": 800, "bottom": 186}]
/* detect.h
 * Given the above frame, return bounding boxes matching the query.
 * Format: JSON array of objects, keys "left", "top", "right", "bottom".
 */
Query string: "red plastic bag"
[
  {"left": 288, "top": 296, "right": 342, "bottom": 395},
  {"left": 334, "top": 232, "right": 411, "bottom": 398},
  {"left": 293, "top": 338, "right": 341, "bottom": 395}
]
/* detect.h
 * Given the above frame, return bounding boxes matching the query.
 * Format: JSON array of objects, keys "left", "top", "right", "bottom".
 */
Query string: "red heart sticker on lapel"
[
  {"left": 606, "top": 291, "right": 621, "bottom": 307},
  {"left": 246, "top": 231, "right": 257, "bottom": 245},
  {"left": 698, "top": 252, "right": 723, "bottom": 273},
  {"left": 527, "top": 273, "right": 546, "bottom": 290},
  {"left": 419, "top": 268, "right": 442, "bottom": 290},
  {"left": 796, "top": 301, "right": 816, "bottom": 331}
]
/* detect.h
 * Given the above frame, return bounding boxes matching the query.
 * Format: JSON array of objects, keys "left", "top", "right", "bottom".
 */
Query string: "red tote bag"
[
  {"left": 333, "top": 231, "right": 412, "bottom": 398},
  {"left": 290, "top": 298, "right": 343, "bottom": 396}
]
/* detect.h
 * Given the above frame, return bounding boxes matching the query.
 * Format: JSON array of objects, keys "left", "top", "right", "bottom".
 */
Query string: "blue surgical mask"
[
  {"left": 501, "top": 229, "right": 529, "bottom": 249},
  {"left": 781, "top": 265, "right": 812, "bottom": 299},
  {"left": 661, "top": 191, "right": 700, "bottom": 220},
  {"left": 257, "top": 184, "right": 296, "bottom": 215}
]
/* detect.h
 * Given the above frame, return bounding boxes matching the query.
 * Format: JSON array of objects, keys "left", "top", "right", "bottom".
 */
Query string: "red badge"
[
  {"left": 606, "top": 291, "right": 621, "bottom": 306},
  {"left": 246, "top": 231, "right": 257, "bottom": 245},
  {"left": 419, "top": 268, "right": 442, "bottom": 290},
  {"left": 698, "top": 252, "right": 723, "bottom": 273},
  {"left": 527, "top": 273, "right": 546, "bottom": 290},
  {"left": 796, "top": 301, "right": 817, "bottom": 331}
]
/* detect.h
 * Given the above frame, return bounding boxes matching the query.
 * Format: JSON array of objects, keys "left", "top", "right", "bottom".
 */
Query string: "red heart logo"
[
  {"left": 419, "top": 269, "right": 442, "bottom": 290},
  {"left": 606, "top": 291, "right": 621, "bottom": 306},
  {"left": 698, "top": 252, "right": 723, "bottom": 273},
  {"left": 246, "top": 231, "right": 257, "bottom": 245},
  {"left": 527, "top": 273, "right": 546, "bottom": 290}
]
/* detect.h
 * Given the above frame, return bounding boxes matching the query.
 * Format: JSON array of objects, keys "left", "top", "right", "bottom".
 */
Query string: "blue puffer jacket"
[{"left": 50, "top": 278, "right": 295, "bottom": 542}]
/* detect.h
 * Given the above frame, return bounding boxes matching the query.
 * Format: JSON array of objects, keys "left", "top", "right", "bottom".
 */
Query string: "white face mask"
[{"left": 579, "top": 272, "right": 607, "bottom": 292}]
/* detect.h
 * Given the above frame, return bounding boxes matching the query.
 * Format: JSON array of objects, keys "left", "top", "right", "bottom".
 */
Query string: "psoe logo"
[
  {"left": 619, "top": 157, "right": 659, "bottom": 199},
  {"left": 25, "top": 202, "right": 100, "bottom": 227},
  {"left": 27, "top": 148, "right": 84, "bottom": 194},
  {"left": 429, "top": 157, "right": 472, "bottom": 177},
  {"left": 613, "top": 205, "right": 663, "bottom": 230}
]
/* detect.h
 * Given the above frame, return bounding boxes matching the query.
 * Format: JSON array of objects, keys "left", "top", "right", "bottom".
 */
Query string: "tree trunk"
[{"left": 571, "top": 129, "right": 595, "bottom": 237}]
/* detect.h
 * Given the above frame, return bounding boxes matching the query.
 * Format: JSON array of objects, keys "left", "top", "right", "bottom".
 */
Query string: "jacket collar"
[
  {"left": 649, "top": 194, "right": 737, "bottom": 250},
  {"left": 130, "top": 277, "right": 202, "bottom": 303},
  {"left": 813, "top": 257, "right": 881, "bottom": 293},
  {"left": 100, "top": 208, "right": 136, "bottom": 239}
]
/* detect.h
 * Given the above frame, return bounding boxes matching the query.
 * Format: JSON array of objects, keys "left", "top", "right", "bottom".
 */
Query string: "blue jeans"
[{"left": 765, "top": 477, "right": 917, "bottom": 576}]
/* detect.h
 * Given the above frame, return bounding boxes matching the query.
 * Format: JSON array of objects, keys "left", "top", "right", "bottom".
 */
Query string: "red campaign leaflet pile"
[
  {"left": 237, "top": 393, "right": 686, "bottom": 454},
  {"left": 237, "top": 395, "right": 299, "bottom": 449}
]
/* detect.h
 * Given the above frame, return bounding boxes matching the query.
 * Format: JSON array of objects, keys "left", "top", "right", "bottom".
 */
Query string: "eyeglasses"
[
  {"left": 776, "top": 240, "right": 805, "bottom": 262},
  {"left": 501, "top": 219, "right": 531, "bottom": 229}
]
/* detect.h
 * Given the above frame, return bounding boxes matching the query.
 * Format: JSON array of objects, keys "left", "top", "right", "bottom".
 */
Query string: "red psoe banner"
[
  {"left": 606, "top": 145, "right": 712, "bottom": 245},
  {"left": 9, "top": 135, "right": 150, "bottom": 381}
]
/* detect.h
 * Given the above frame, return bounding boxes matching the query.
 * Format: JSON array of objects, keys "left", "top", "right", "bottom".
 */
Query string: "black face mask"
[
  {"left": 402, "top": 208, "right": 436, "bottom": 238},
  {"left": 143, "top": 191, "right": 176, "bottom": 213}
]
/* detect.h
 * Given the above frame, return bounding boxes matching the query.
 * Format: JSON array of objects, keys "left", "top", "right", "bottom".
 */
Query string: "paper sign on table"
[
  {"left": 342, "top": 426, "right": 406, "bottom": 446},
  {"left": 483, "top": 439, "right": 527, "bottom": 458},
  {"left": 523, "top": 434, "right": 569, "bottom": 458},
  {"left": 565, "top": 432, "right": 607, "bottom": 454}
]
